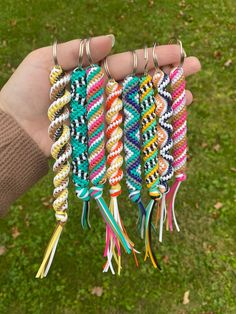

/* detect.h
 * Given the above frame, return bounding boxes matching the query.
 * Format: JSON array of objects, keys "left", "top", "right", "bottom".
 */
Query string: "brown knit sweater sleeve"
[{"left": 0, "top": 109, "right": 49, "bottom": 216}]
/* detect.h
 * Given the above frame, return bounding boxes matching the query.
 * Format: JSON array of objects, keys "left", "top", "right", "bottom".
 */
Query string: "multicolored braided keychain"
[
  {"left": 85, "top": 39, "right": 132, "bottom": 268},
  {"left": 103, "top": 57, "right": 135, "bottom": 274},
  {"left": 167, "top": 40, "right": 187, "bottom": 232},
  {"left": 151, "top": 43, "right": 174, "bottom": 242},
  {"left": 34, "top": 38, "right": 190, "bottom": 277},
  {"left": 69, "top": 40, "right": 91, "bottom": 229},
  {"left": 36, "top": 42, "right": 72, "bottom": 278},
  {"left": 123, "top": 51, "right": 146, "bottom": 239},
  {"left": 139, "top": 46, "right": 161, "bottom": 269}
]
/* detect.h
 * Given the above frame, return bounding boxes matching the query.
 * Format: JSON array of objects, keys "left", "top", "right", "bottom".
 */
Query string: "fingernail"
[{"left": 106, "top": 34, "right": 115, "bottom": 47}]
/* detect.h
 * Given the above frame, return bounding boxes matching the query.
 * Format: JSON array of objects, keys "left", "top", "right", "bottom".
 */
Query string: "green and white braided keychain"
[{"left": 70, "top": 40, "right": 91, "bottom": 229}]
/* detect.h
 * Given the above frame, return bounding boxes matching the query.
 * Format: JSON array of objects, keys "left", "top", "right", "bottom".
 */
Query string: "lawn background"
[{"left": 0, "top": 0, "right": 236, "bottom": 313}]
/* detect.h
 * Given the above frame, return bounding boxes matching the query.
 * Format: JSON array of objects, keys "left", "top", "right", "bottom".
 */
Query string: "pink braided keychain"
[{"left": 167, "top": 40, "right": 187, "bottom": 232}]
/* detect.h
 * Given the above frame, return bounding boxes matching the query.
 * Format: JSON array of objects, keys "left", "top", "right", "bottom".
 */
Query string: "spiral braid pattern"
[
  {"left": 36, "top": 65, "right": 71, "bottom": 278},
  {"left": 170, "top": 66, "right": 187, "bottom": 178},
  {"left": 104, "top": 79, "right": 133, "bottom": 274},
  {"left": 86, "top": 64, "right": 106, "bottom": 186},
  {"left": 70, "top": 67, "right": 90, "bottom": 228},
  {"left": 140, "top": 74, "right": 160, "bottom": 198},
  {"left": 105, "top": 79, "right": 123, "bottom": 190},
  {"left": 153, "top": 70, "right": 173, "bottom": 193},
  {"left": 123, "top": 75, "right": 146, "bottom": 238},
  {"left": 166, "top": 66, "right": 187, "bottom": 233},
  {"left": 48, "top": 66, "right": 71, "bottom": 222},
  {"left": 140, "top": 74, "right": 161, "bottom": 270}
]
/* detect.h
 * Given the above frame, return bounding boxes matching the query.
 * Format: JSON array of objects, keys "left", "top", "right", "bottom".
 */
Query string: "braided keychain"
[
  {"left": 36, "top": 42, "right": 72, "bottom": 278},
  {"left": 167, "top": 40, "right": 187, "bottom": 232},
  {"left": 69, "top": 40, "right": 90, "bottom": 229},
  {"left": 123, "top": 51, "right": 146, "bottom": 239},
  {"left": 85, "top": 39, "right": 131, "bottom": 263},
  {"left": 140, "top": 47, "right": 161, "bottom": 269},
  {"left": 151, "top": 43, "right": 174, "bottom": 242},
  {"left": 103, "top": 58, "right": 135, "bottom": 274}
]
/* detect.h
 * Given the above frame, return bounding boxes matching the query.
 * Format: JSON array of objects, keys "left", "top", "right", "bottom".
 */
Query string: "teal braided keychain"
[{"left": 70, "top": 40, "right": 90, "bottom": 229}]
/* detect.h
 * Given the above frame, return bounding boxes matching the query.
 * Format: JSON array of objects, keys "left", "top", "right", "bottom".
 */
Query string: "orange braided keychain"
[{"left": 103, "top": 58, "right": 135, "bottom": 274}]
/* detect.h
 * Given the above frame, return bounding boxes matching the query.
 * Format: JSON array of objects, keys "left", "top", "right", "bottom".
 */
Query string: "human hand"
[{"left": 0, "top": 35, "right": 201, "bottom": 157}]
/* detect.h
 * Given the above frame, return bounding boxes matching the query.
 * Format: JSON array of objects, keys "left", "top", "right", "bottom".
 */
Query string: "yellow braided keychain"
[
  {"left": 140, "top": 70, "right": 161, "bottom": 269},
  {"left": 36, "top": 62, "right": 71, "bottom": 278}
]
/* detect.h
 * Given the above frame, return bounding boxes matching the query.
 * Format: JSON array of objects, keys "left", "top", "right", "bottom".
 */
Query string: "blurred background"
[{"left": 0, "top": 0, "right": 235, "bottom": 313}]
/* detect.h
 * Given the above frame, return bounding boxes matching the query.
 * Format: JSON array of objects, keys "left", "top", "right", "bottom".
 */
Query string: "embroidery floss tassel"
[
  {"left": 36, "top": 42, "right": 71, "bottom": 278},
  {"left": 85, "top": 40, "right": 131, "bottom": 261},
  {"left": 70, "top": 40, "right": 90, "bottom": 229},
  {"left": 123, "top": 51, "right": 146, "bottom": 239},
  {"left": 167, "top": 40, "right": 187, "bottom": 232}
]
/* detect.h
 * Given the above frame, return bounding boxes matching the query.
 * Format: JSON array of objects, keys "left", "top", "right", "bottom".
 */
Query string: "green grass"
[{"left": 0, "top": 0, "right": 236, "bottom": 313}]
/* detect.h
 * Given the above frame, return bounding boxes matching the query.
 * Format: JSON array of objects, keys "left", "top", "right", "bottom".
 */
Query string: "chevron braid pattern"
[
  {"left": 169, "top": 66, "right": 187, "bottom": 180},
  {"left": 48, "top": 65, "right": 71, "bottom": 223},
  {"left": 86, "top": 64, "right": 106, "bottom": 185},
  {"left": 123, "top": 75, "right": 142, "bottom": 202},
  {"left": 140, "top": 74, "right": 160, "bottom": 199},
  {"left": 153, "top": 69, "right": 174, "bottom": 193},
  {"left": 105, "top": 79, "right": 123, "bottom": 190},
  {"left": 70, "top": 67, "right": 89, "bottom": 200}
]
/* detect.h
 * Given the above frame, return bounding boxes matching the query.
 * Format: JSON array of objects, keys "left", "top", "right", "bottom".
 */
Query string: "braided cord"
[
  {"left": 123, "top": 75, "right": 146, "bottom": 237},
  {"left": 153, "top": 69, "right": 174, "bottom": 242},
  {"left": 170, "top": 66, "right": 187, "bottom": 178},
  {"left": 104, "top": 79, "right": 130, "bottom": 274},
  {"left": 36, "top": 65, "right": 71, "bottom": 278},
  {"left": 140, "top": 74, "right": 161, "bottom": 269},
  {"left": 86, "top": 64, "right": 131, "bottom": 255},
  {"left": 140, "top": 74, "right": 160, "bottom": 198},
  {"left": 166, "top": 66, "right": 187, "bottom": 232},
  {"left": 70, "top": 67, "right": 90, "bottom": 229},
  {"left": 105, "top": 79, "right": 123, "bottom": 191},
  {"left": 153, "top": 70, "right": 173, "bottom": 192}
]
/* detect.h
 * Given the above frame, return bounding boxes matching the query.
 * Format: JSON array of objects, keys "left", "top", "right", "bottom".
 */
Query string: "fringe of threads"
[
  {"left": 166, "top": 66, "right": 187, "bottom": 231},
  {"left": 139, "top": 73, "right": 161, "bottom": 270},
  {"left": 36, "top": 65, "right": 71, "bottom": 278},
  {"left": 70, "top": 66, "right": 90, "bottom": 229},
  {"left": 86, "top": 64, "right": 131, "bottom": 266},
  {"left": 123, "top": 75, "right": 146, "bottom": 239},
  {"left": 152, "top": 69, "right": 174, "bottom": 242}
]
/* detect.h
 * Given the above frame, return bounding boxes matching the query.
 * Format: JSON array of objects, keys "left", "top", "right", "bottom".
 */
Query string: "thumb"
[{"left": 52, "top": 35, "right": 115, "bottom": 71}]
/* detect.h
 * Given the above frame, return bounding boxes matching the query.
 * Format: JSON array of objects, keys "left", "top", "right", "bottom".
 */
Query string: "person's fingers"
[
  {"left": 106, "top": 45, "right": 180, "bottom": 78},
  {"left": 58, "top": 35, "right": 114, "bottom": 70},
  {"left": 147, "top": 56, "right": 200, "bottom": 78},
  {"left": 105, "top": 46, "right": 201, "bottom": 81},
  {"left": 186, "top": 90, "right": 193, "bottom": 106},
  {"left": 32, "top": 35, "right": 114, "bottom": 71},
  {"left": 162, "top": 56, "right": 201, "bottom": 77}
]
